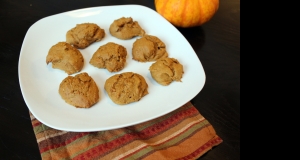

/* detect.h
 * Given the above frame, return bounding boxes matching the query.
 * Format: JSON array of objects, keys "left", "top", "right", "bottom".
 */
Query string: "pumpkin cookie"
[
  {"left": 109, "top": 17, "right": 145, "bottom": 40},
  {"left": 149, "top": 57, "right": 184, "bottom": 86},
  {"left": 46, "top": 42, "right": 84, "bottom": 75},
  {"left": 89, "top": 42, "right": 127, "bottom": 72},
  {"left": 66, "top": 23, "right": 105, "bottom": 49},
  {"left": 104, "top": 72, "right": 148, "bottom": 105},
  {"left": 132, "top": 35, "right": 168, "bottom": 62},
  {"left": 59, "top": 72, "right": 100, "bottom": 108}
]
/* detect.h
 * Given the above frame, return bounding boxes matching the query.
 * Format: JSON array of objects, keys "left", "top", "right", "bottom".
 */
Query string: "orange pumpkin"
[{"left": 155, "top": 0, "right": 219, "bottom": 28}]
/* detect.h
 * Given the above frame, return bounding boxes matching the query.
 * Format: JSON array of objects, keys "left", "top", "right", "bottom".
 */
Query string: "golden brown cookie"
[
  {"left": 109, "top": 17, "right": 145, "bottom": 40},
  {"left": 149, "top": 57, "right": 184, "bottom": 86},
  {"left": 132, "top": 35, "right": 168, "bottom": 62},
  {"left": 89, "top": 42, "right": 127, "bottom": 72},
  {"left": 46, "top": 42, "right": 84, "bottom": 75},
  {"left": 66, "top": 23, "right": 105, "bottom": 49},
  {"left": 104, "top": 72, "right": 148, "bottom": 105},
  {"left": 59, "top": 72, "right": 100, "bottom": 108}
]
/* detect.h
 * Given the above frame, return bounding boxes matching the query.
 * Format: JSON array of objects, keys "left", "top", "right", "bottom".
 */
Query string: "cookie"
[
  {"left": 109, "top": 17, "right": 145, "bottom": 40},
  {"left": 46, "top": 42, "right": 84, "bottom": 75},
  {"left": 132, "top": 35, "right": 168, "bottom": 62},
  {"left": 104, "top": 72, "right": 148, "bottom": 105},
  {"left": 149, "top": 57, "right": 184, "bottom": 86},
  {"left": 89, "top": 42, "right": 127, "bottom": 72},
  {"left": 59, "top": 72, "right": 100, "bottom": 108},
  {"left": 66, "top": 23, "right": 105, "bottom": 49}
]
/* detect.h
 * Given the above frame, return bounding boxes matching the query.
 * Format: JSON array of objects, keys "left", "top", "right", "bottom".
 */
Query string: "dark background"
[{"left": 0, "top": 0, "right": 240, "bottom": 159}]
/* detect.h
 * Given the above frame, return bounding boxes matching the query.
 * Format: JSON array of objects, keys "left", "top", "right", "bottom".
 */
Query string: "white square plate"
[{"left": 18, "top": 4, "right": 206, "bottom": 132}]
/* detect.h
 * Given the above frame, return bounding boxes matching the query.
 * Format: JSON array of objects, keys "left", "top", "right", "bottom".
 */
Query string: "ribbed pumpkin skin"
[{"left": 155, "top": 0, "right": 219, "bottom": 28}]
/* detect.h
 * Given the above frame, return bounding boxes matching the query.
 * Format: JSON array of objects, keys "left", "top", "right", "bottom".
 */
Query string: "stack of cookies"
[{"left": 46, "top": 17, "right": 184, "bottom": 108}]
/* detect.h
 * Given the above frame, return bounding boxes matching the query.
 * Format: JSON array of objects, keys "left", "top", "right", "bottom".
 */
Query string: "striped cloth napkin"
[{"left": 30, "top": 102, "right": 222, "bottom": 160}]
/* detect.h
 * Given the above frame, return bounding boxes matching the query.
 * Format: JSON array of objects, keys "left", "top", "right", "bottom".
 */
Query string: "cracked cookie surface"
[
  {"left": 46, "top": 42, "right": 84, "bottom": 75},
  {"left": 109, "top": 17, "right": 145, "bottom": 40},
  {"left": 104, "top": 72, "right": 148, "bottom": 105},
  {"left": 66, "top": 23, "right": 105, "bottom": 49},
  {"left": 149, "top": 57, "right": 184, "bottom": 86},
  {"left": 132, "top": 35, "right": 168, "bottom": 62},
  {"left": 89, "top": 42, "right": 127, "bottom": 72},
  {"left": 59, "top": 72, "right": 100, "bottom": 108}
]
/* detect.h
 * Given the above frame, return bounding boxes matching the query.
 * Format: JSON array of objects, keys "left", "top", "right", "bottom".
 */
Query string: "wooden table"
[{"left": 0, "top": 0, "right": 240, "bottom": 159}]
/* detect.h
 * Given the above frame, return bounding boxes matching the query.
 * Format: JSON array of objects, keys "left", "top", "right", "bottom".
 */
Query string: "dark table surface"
[{"left": 0, "top": 0, "right": 240, "bottom": 159}]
